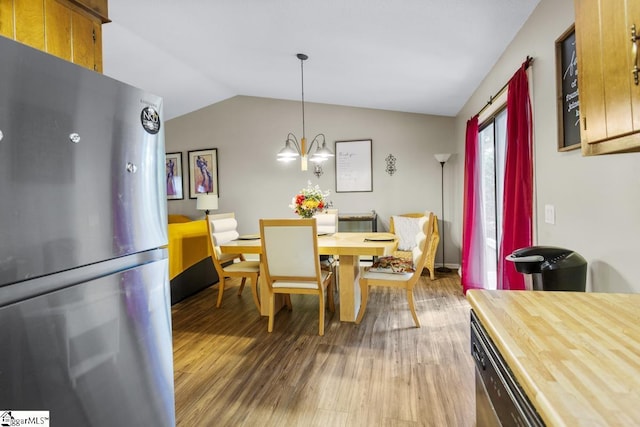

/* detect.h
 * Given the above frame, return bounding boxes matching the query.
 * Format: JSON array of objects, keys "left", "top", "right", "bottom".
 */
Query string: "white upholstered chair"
[
  {"left": 314, "top": 208, "right": 338, "bottom": 262},
  {"left": 259, "top": 218, "right": 335, "bottom": 336},
  {"left": 356, "top": 213, "right": 435, "bottom": 327},
  {"left": 206, "top": 213, "right": 261, "bottom": 312},
  {"left": 314, "top": 208, "right": 338, "bottom": 234}
]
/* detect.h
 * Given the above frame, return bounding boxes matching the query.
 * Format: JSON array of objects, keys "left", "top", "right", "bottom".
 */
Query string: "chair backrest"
[
  {"left": 390, "top": 213, "right": 424, "bottom": 251},
  {"left": 206, "top": 213, "right": 240, "bottom": 265},
  {"left": 314, "top": 208, "right": 338, "bottom": 234},
  {"left": 389, "top": 212, "right": 425, "bottom": 234},
  {"left": 259, "top": 218, "right": 322, "bottom": 288},
  {"left": 408, "top": 213, "right": 435, "bottom": 282},
  {"left": 390, "top": 211, "right": 436, "bottom": 251}
]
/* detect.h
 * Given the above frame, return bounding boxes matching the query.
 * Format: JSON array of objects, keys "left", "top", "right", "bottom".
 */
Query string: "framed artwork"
[
  {"left": 188, "top": 148, "right": 218, "bottom": 199},
  {"left": 555, "top": 24, "right": 581, "bottom": 151},
  {"left": 335, "top": 139, "right": 373, "bottom": 192},
  {"left": 165, "top": 152, "right": 183, "bottom": 200}
]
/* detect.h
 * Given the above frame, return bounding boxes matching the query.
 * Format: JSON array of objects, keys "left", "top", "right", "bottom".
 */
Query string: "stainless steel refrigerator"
[{"left": 0, "top": 37, "right": 175, "bottom": 426}]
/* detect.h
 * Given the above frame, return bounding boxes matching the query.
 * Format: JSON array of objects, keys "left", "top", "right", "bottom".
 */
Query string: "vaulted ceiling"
[{"left": 103, "top": 0, "right": 540, "bottom": 120}]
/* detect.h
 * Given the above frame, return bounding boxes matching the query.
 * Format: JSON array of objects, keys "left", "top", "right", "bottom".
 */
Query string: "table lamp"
[{"left": 196, "top": 193, "right": 218, "bottom": 215}]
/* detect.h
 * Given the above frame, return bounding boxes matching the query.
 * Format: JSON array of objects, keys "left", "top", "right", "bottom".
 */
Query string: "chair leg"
[
  {"left": 332, "top": 262, "right": 339, "bottom": 292},
  {"left": 327, "top": 275, "right": 335, "bottom": 313},
  {"left": 237, "top": 277, "right": 247, "bottom": 296},
  {"left": 428, "top": 259, "right": 436, "bottom": 280},
  {"left": 318, "top": 290, "right": 325, "bottom": 336},
  {"left": 284, "top": 294, "right": 293, "bottom": 310},
  {"left": 355, "top": 280, "right": 369, "bottom": 324},
  {"left": 249, "top": 274, "right": 261, "bottom": 313},
  {"left": 216, "top": 276, "right": 226, "bottom": 308},
  {"left": 268, "top": 292, "right": 275, "bottom": 333},
  {"left": 407, "top": 289, "right": 421, "bottom": 327}
]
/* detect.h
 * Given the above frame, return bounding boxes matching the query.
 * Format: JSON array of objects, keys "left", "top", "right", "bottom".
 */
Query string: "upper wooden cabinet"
[
  {"left": 68, "top": 0, "right": 108, "bottom": 23},
  {"left": 575, "top": 0, "right": 640, "bottom": 155},
  {"left": 0, "top": 0, "right": 108, "bottom": 72}
]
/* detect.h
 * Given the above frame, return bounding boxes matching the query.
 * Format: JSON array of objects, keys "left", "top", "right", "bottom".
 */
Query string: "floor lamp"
[{"left": 434, "top": 153, "right": 452, "bottom": 273}]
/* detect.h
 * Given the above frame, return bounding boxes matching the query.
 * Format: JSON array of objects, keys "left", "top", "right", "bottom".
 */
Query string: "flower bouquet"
[{"left": 290, "top": 181, "right": 330, "bottom": 218}]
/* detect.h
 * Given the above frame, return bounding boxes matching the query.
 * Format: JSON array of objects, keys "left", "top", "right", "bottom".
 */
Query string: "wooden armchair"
[
  {"left": 389, "top": 211, "right": 440, "bottom": 280},
  {"left": 357, "top": 213, "right": 435, "bottom": 327},
  {"left": 206, "top": 213, "right": 261, "bottom": 311}
]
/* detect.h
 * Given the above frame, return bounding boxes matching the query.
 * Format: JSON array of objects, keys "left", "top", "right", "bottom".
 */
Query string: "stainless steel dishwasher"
[{"left": 470, "top": 310, "right": 544, "bottom": 426}]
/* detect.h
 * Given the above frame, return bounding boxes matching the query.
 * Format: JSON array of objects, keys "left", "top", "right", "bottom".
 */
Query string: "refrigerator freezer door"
[
  {"left": 0, "top": 37, "right": 167, "bottom": 287},
  {"left": 0, "top": 257, "right": 175, "bottom": 426}
]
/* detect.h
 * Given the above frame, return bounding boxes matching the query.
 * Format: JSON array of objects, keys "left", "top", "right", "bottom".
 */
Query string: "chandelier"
[{"left": 276, "top": 53, "right": 334, "bottom": 170}]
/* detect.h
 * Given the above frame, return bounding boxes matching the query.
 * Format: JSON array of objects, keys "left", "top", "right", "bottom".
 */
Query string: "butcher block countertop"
[{"left": 466, "top": 290, "right": 640, "bottom": 426}]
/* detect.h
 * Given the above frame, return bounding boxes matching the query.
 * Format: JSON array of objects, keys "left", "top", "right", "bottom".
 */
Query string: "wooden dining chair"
[
  {"left": 206, "top": 213, "right": 261, "bottom": 312},
  {"left": 259, "top": 218, "right": 335, "bottom": 336},
  {"left": 389, "top": 211, "right": 440, "bottom": 280},
  {"left": 314, "top": 208, "right": 339, "bottom": 290},
  {"left": 356, "top": 213, "right": 435, "bottom": 327}
]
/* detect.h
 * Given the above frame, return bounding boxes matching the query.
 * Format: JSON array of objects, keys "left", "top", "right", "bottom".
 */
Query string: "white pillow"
[
  {"left": 210, "top": 217, "right": 237, "bottom": 233},
  {"left": 392, "top": 216, "right": 422, "bottom": 251},
  {"left": 212, "top": 230, "right": 239, "bottom": 245}
]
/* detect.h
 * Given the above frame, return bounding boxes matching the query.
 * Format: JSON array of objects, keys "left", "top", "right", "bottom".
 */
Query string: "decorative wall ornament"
[
  {"left": 385, "top": 154, "right": 397, "bottom": 175},
  {"left": 314, "top": 164, "right": 323, "bottom": 178}
]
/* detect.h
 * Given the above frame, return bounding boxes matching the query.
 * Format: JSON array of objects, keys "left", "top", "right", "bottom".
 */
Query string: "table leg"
[{"left": 338, "top": 255, "right": 361, "bottom": 322}]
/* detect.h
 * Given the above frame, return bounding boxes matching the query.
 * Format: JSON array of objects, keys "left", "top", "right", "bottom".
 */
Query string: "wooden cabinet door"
[
  {"left": 45, "top": 0, "right": 72, "bottom": 61},
  {"left": 575, "top": 0, "right": 640, "bottom": 154},
  {"left": 45, "top": 0, "right": 101, "bottom": 71},
  {"left": 14, "top": 0, "right": 45, "bottom": 50},
  {"left": 0, "top": 0, "right": 15, "bottom": 38},
  {"left": 71, "top": 9, "right": 99, "bottom": 71},
  {"left": 630, "top": 0, "right": 640, "bottom": 131},
  {"left": 575, "top": 0, "right": 606, "bottom": 144}
]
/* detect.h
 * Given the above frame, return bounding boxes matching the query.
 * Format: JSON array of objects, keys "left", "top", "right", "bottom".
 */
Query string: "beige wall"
[
  {"left": 454, "top": 0, "right": 640, "bottom": 293},
  {"left": 166, "top": 95, "right": 456, "bottom": 264}
]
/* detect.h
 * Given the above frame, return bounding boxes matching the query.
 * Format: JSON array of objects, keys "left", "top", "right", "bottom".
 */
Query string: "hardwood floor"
[{"left": 171, "top": 272, "right": 475, "bottom": 426}]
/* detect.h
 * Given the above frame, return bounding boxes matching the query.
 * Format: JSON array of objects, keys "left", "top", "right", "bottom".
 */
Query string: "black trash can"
[{"left": 505, "top": 246, "right": 587, "bottom": 292}]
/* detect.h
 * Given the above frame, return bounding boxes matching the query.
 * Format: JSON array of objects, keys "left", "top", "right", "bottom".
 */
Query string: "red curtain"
[
  {"left": 498, "top": 62, "right": 533, "bottom": 290},
  {"left": 461, "top": 115, "right": 483, "bottom": 294}
]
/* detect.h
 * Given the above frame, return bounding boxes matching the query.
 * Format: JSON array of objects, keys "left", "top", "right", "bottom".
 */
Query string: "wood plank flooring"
[{"left": 171, "top": 272, "right": 475, "bottom": 427}]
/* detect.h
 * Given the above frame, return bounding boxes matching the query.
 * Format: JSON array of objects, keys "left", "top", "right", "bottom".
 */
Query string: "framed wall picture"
[
  {"left": 555, "top": 24, "right": 581, "bottom": 151},
  {"left": 335, "top": 139, "right": 373, "bottom": 192},
  {"left": 165, "top": 152, "right": 183, "bottom": 200},
  {"left": 187, "top": 148, "right": 219, "bottom": 199}
]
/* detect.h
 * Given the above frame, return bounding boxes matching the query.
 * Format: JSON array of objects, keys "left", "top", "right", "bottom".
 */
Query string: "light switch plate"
[{"left": 544, "top": 204, "right": 555, "bottom": 224}]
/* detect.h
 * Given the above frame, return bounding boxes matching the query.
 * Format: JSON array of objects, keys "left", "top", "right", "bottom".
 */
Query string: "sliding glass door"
[{"left": 477, "top": 108, "right": 507, "bottom": 289}]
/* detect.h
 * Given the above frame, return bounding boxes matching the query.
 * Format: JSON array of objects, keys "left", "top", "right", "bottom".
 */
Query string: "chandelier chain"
[{"left": 300, "top": 57, "right": 306, "bottom": 139}]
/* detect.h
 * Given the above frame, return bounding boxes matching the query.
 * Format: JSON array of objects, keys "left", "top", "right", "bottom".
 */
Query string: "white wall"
[
  {"left": 165, "top": 96, "right": 457, "bottom": 265},
  {"left": 454, "top": 0, "right": 640, "bottom": 293}
]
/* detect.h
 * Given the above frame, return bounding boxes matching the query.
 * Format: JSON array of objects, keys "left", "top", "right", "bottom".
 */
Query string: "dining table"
[{"left": 219, "top": 232, "right": 398, "bottom": 322}]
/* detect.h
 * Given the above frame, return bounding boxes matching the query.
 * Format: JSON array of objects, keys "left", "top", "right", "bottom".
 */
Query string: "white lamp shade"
[
  {"left": 434, "top": 153, "right": 452, "bottom": 163},
  {"left": 196, "top": 194, "right": 218, "bottom": 211},
  {"left": 277, "top": 139, "right": 300, "bottom": 159}
]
